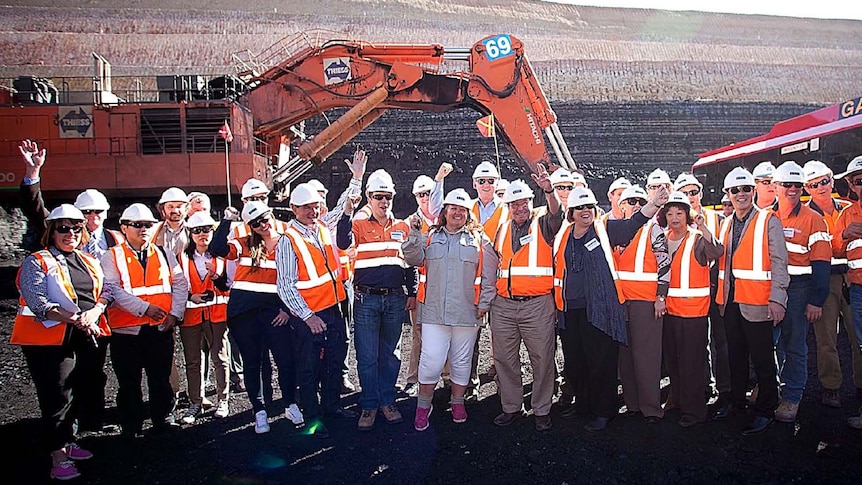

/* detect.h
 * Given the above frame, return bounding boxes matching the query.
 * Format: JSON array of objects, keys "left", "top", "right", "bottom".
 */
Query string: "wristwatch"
[{"left": 657, "top": 295, "right": 666, "bottom": 302}]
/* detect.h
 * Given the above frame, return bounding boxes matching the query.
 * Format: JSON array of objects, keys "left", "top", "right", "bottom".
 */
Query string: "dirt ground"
[{"left": 1, "top": 295, "right": 861, "bottom": 484}]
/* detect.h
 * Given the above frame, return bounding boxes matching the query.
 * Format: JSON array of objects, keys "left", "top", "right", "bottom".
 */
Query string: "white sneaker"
[
  {"left": 254, "top": 410, "right": 270, "bottom": 434},
  {"left": 214, "top": 400, "right": 229, "bottom": 419},
  {"left": 286, "top": 403, "right": 305, "bottom": 426},
  {"left": 181, "top": 404, "right": 202, "bottom": 424}
]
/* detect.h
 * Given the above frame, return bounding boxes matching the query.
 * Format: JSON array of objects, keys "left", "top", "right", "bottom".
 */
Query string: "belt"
[
  {"left": 354, "top": 285, "right": 403, "bottom": 296},
  {"left": 504, "top": 295, "right": 543, "bottom": 302}
]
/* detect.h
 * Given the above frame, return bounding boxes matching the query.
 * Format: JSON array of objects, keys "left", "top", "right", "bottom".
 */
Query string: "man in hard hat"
[
  {"left": 153, "top": 187, "right": 190, "bottom": 258},
  {"left": 404, "top": 162, "right": 454, "bottom": 397},
  {"left": 645, "top": 169, "right": 672, "bottom": 200},
  {"left": 752, "top": 161, "right": 777, "bottom": 209},
  {"left": 605, "top": 177, "right": 632, "bottom": 221},
  {"left": 490, "top": 164, "right": 562, "bottom": 432},
  {"left": 674, "top": 172, "right": 731, "bottom": 413},
  {"left": 804, "top": 160, "right": 862, "bottom": 408},
  {"left": 336, "top": 171, "right": 418, "bottom": 431},
  {"left": 495, "top": 179, "right": 510, "bottom": 199},
  {"left": 276, "top": 183, "right": 353, "bottom": 438},
  {"left": 713, "top": 167, "right": 788, "bottom": 436},
  {"left": 831, "top": 155, "right": 862, "bottom": 429},
  {"left": 549, "top": 168, "right": 577, "bottom": 210},
  {"left": 769, "top": 161, "right": 831, "bottom": 424},
  {"left": 720, "top": 194, "right": 733, "bottom": 217},
  {"left": 470, "top": 161, "right": 508, "bottom": 239},
  {"left": 101, "top": 203, "right": 189, "bottom": 437}
]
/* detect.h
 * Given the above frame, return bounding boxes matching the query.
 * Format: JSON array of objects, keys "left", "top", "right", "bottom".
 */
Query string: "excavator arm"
[{"left": 242, "top": 33, "right": 575, "bottom": 186}]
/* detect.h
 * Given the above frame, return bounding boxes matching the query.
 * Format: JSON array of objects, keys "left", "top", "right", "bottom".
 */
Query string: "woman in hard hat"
[
  {"left": 402, "top": 188, "right": 498, "bottom": 431},
  {"left": 11, "top": 204, "right": 111, "bottom": 480}
]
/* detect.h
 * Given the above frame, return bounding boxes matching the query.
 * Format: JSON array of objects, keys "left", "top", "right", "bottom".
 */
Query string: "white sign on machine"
[{"left": 58, "top": 106, "right": 94, "bottom": 138}]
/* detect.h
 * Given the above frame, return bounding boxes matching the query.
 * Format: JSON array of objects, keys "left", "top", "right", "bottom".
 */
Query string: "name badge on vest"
[
  {"left": 519, "top": 233, "right": 534, "bottom": 246},
  {"left": 585, "top": 238, "right": 600, "bottom": 252},
  {"left": 391, "top": 231, "right": 405, "bottom": 242},
  {"left": 783, "top": 227, "right": 796, "bottom": 239}
]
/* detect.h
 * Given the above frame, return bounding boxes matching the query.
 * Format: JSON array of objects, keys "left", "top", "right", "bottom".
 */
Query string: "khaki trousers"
[
  {"left": 490, "top": 294, "right": 556, "bottom": 417},
  {"left": 179, "top": 321, "right": 230, "bottom": 403},
  {"left": 815, "top": 274, "right": 862, "bottom": 390},
  {"left": 619, "top": 300, "right": 664, "bottom": 418}
]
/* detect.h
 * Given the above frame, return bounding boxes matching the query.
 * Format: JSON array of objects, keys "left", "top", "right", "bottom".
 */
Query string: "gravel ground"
[{"left": 1, "top": 295, "right": 861, "bottom": 484}]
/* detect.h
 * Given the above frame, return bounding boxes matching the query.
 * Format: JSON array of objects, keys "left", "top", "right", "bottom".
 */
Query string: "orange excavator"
[{"left": 240, "top": 32, "right": 576, "bottom": 189}]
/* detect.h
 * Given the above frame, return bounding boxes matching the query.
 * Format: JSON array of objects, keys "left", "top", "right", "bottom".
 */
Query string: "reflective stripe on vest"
[
  {"left": 352, "top": 217, "right": 411, "bottom": 271},
  {"left": 495, "top": 214, "right": 554, "bottom": 297},
  {"left": 666, "top": 229, "right": 711, "bottom": 317},
  {"left": 715, "top": 208, "right": 772, "bottom": 306},
  {"left": 283, "top": 222, "right": 346, "bottom": 312},
  {"left": 616, "top": 222, "right": 659, "bottom": 301},
  {"left": 107, "top": 244, "right": 174, "bottom": 328},
  {"left": 472, "top": 201, "right": 509, "bottom": 241},
  {"left": 180, "top": 253, "right": 228, "bottom": 325}
]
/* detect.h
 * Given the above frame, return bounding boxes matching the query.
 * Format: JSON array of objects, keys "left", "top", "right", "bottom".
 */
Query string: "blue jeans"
[
  {"left": 848, "top": 285, "right": 862, "bottom": 352},
  {"left": 353, "top": 290, "right": 406, "bottom": 409},
  {"left": 774, "top": 282, "right": 809, "bottom": 404}
]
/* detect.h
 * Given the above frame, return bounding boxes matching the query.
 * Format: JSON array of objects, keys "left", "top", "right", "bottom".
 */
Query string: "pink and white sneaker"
[
  {"left": 451, "top": 403, "right": 468, "bottom": 423},
  {"left": 414, "top": 405, "right": 433, "bottom": 432},
  {"left": 50, "top": 461, "right": 80, "bottom": 481},
  {"left": 65, "top": 443, "right": 93, "bottom": 461}
]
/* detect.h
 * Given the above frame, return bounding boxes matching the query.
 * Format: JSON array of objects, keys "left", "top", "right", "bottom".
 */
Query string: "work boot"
[
  {"left": 821, "top": 389, "right": 841, "bottom": 408},
  {"left": 380, "top": 404, "right": 403, "bottom": 424},
  {"left": 774, "top": 400, "right": 799, "bottom": 423},
  {"left": 358, "top": 409, "right": 377, "bottom": 431},
  {"left": 535, "top": 414, "right": 552, "bottom": 432},
  {"left": 493, "top": 410, "right": 524, "bottom": 427}
]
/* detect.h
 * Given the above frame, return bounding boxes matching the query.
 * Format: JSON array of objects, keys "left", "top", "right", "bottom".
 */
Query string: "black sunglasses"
[
  {"left": 248, "top": 216, "right": 271, "bottom": 229},
  {"left": 371, "top": 194, "right": 393, "bottom": 201},
  {"left": 55, "top": 225, "right": 84, "bottom": 234},
  {"left": 572, "top": 204, "right": 596, "bottom": 211},
  {"left": 81, "top": 209, "right": 103, "bottom": 215},
  {"left": 728, "top": 186, "right": 754, "bottom": 194},
  {"left": 624, "top": 198, "right": 647, "bottom": 206},
  {"left": 124, "top": 221, "right": 155, "bottom": 229},
  {"left": 555, "top": 185, "right": 575, "bottom": 191},
  {"left": 475, "top": 178, "right": 496, "bottom": 185},
  {"left": 681, "top": 188, "right": 701, "bottom": 196},
  {"left": 244, "top": 195, "right": 268, "bottom": 202},
  {"left": 190, "top": 226, "right": 213, "bottom": 235},
  {"left": 756, "top": 179, "right": 772, "bottom": 185},
  {"left": 778, "top": 182, "right": 803, "bottom": 189},
  {"left": 805, "top": 177, "right": 832, "bottom": 189},
  {"left": 851, "top": 178, "right": 862, "bottom": 186},
  {"left": 415, "top": 191, "right": 430, "bottom": 198}
]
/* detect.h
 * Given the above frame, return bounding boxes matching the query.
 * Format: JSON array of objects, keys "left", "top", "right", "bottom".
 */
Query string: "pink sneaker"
[
  {"left": 451, "top": 402, "right": 468, "bottom": 423},
  {"left": 50, "top": 461, "right": 80, "bottom": 481},
  {"left": 414, "top": 405, "right": 433, "bottom": 431},
  {"left": 65, "top": 443, "right": 93, "bottom": 461}
]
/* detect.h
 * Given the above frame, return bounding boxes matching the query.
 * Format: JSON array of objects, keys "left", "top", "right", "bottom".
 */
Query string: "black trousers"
[
  {"left": 292, "top": 305, "right": 348, "bottom": 419},
  {"left": 71, "top": 335, "right": 109, "bottom": 430},
  {"left": 559, "top": 308, "right": 620, "bottom": 419},
  {"left": 663, "top": 315, "right": 709, "bottom": 421},
  {"left": 723, "top": 302, "right": 779, "bottom": 417},
  {"left": 111, "top": 325, "right": 176, "bottom": 433}
]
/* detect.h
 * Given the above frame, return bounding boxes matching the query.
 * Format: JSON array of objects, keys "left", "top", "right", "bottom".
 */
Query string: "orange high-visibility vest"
[
  {"left": 494, "top": 213, "right": 554, "bottom": 297},
  {"left": 553, "top": 220, "right": 624, "bottom": 310},
  {"left": 226, "top": 237, "right": 278, "bottom": 294},
  {"left": 283, "top": 222, "right": 347, "bottom": 312},
  {"left": 666, "top": 229, "right": 711, "bottom": 317},
  {"left": 777, "top": 204, "right": 832, "bottom": 276},
  {"left": 715, "top": 208, "right": 772, "bottom": 306},
  {"left": 471, "top": 200, "right": 509, "bottom": 241},
  {"left": 833, "top": 202, "right": 862, "bottom": 284},
  {"left": 338, "top": 247, "right": 352, "bottom": 282},
  {"left": 230, "top": 219, "right": 288, "bottom": 240},
  {"left": 352, "top": 217, "right": 411, "bottom": 270},
  {"left": 701, "top": 208, "right": 720, "bottom": 239},
  {"left": 416, "top": 228, "right": 483, "bottom": 305},
  {"left": 180, "top": 253, "right": 229, "bottom": 325},
  {"left": 107, "top": 244, "right": 174, "bottom": 329},
  {"left": 11, "top": 249, "right": 110, "bottom": 346},
  {"left": 810, "top": 198, "right": 852, "bottom": 266},
  {"left": 616, "top": 222, "right": 658, "bottom": 301}
]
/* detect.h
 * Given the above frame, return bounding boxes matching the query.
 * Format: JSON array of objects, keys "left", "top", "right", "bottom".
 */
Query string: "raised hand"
[
  {"left": 531, "top": 163, "right": 552, "bottom": 193},
  {"left": 435, "top": 162, "right": 453, "bottom": 182},
  {"left": 346, "top": 148, "right": 368, "bottom": 180},
  {"left": 19, "top": 139, "right": 46, "bottom": 179},
  {"left": 224, "top": 206, "right": 240, "bottom": 221}
]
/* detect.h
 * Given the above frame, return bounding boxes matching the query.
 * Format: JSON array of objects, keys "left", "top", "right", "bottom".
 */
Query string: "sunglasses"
[
  {"left": 681, "top": 188, "right": 701, "bottom": 196},
  {"left": 778, "top": 182, "right": 803, "bottom": 189},
  {"left": 555, "top": 185, "right": 575, "bottom": 192},
  {"left": 851, "top": 178, "right": 862, "bottom": 186},
  {"left": 124, "top": 221, "right": 155, "bottom": 229},
  {"left": 371, "top": 194, "right": 393, "bottom": 201},
  {"left": 81, "top": 209, "right": 104, "bottom": 215},
  {"left": 572, "top": 204, "right": 596, "bottom": 211},
  {"left": 475, "top": 178, "right": 496, "bottom": 185},
  {"left": 624, "top": 198, "right": 647, "bottom": 206},
  {"left": 244, "top": 195, "right": 268, "bottom": 202},
  {"left": 190, "top": 226, "right": 213, "bottom": 235},
  {"left": 248, "top": 216, "right": 271, "bottom": 229},
  {"left": 55, "top": 225, "right": 84, "bottom": 235},
  {"left": 728, "top": 186, "right": 754, "bottom": 194},
  {"left": 805, "top": 177, "right": 832, "bottom": 189},
  {"left": 646, "top": 184, "right": 665, "bottom": 191},
  {"left": 756, "top": 179, "right": 772, "bottom": 185},
  {"left": 415, "top": 191, "right": 430, "bottom": 198},
  {"left": 721, "top": 202, "right": 733, "bottom": 207}
]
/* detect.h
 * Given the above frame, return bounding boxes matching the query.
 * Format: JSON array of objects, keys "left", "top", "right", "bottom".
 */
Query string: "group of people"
[{"left": 10, "top": 138, "right": 862, "bottom": 481}]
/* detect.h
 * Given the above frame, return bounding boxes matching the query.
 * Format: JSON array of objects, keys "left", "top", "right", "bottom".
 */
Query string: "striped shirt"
[{"left": 275, "top": 219, "right": 324, "bottom": 320}]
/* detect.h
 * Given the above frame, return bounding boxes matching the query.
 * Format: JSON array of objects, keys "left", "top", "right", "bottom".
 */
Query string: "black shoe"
[
  {"left": 493, "top": 411, "right": 524, "bottom": 427},
  {"left": 710, "top": 402, "right": 735, "bottom": 421},
  {"left": 560, "top": 405, "right": 580, "bottom": 419},
  {"left": 584, "top": 417, "right": 610, "bottom": 432},
  {"left": 645, "top": 415, "right": 661, "bottom": 424},
  {"left": 325, "top": 407, "right": 359, "bottom": 419},
  {"left": 742, "top": 416, "right": 773, "bottom": 436},
  {"left": 231, "top": 380, "right": 246, "bottom": 393},
  {"left": 553, "top": 393, "right": 574, "bottom": 409}
]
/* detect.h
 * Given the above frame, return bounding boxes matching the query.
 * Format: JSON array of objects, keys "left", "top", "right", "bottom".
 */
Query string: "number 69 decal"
[{"left": 483, "top": 35, "right": 514, "bottom": 61}]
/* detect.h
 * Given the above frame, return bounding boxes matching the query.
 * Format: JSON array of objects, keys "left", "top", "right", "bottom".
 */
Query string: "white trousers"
[{"left": 418, "top": 324, "right": 479, "bottom": 387}]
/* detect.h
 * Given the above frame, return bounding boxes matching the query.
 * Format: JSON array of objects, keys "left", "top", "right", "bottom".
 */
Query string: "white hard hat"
[
  {"left": 307, "top": 179, "right": 328, "bottom": 195},
  {"left": 158, "top": 187, "right": 188, "bottom": 204},
  {"left": 673, "top": 173, "right": 702, "bottom": 191},
  {"left": 723, "top": 167, "right": 755, "bottom": 191},
  {"left": 46, "top": 204, "right": 85, "bottom": 222},
  {"left": 120, "top": 203, "right": 158, "bottom": 223},
  {"left": 571, "top": 171, "right": 587, "bottom": 187},
  {"left": 772, "top": 161, "right": 805, "bottom": 184},
  {"left": 366, "top": 174, "right": 396, "bottom": 194},
  {"left": 442, "top": 188, "right": 473, "bottom": 210},
  {"left": 289, "top": 183, "right": 326, "bottom": 207},
  {"left": 472, "top": 161, "right": 500, "bottom": 179},
  {"left": 620, "top": 185, "right": 648, "bottom": 202},
  {"left": 503, "top": 179, "right": 534, "bottom": 203},
  {"left": 607, "top": 177, "right": 632, "bottom": 195},
  {"left": 646, "top": 169, "right": 671, "bottom": 186},
  {"left": 666, "top": 191, "right": 692, "bottom": 208},
  {"left": 721, "top": 193, "right": 730, "bottom": 203},
  {"left": 241, "top": 200, "right": 272, "bottom": 223},
  {"left": 752, "top": 161, "right": 775, "bottom": 179},
  {"left": 412, "top": 175, "right": 435, "bottom": 195},
  {"left": 241, "top": 178, "right": 270, "bottom": 199},
  {"left": 186, "top": 211, "right": 217, "bottom": 228},
  {"left": 368, "top": 169, "right": 394, "bottom": 185},
  {"left": 74, "top": 189, "right": 110, "bottom": 211},
  {"left": 495, "top": 179, "right": 510, "bottom": 193},
  {"left": 187, "top": 191, "right": 210, "bottom": 206},
  {"left": 549, "top": 168, "right": 574, "bottom": 186},
  {"left": 803, "top": 160, "right": 832, "bottom": 182},
  {"left": 836, "top": 155, "right": 862, "bottom": 179},
  {"left": 567, "top": 187, "right": 598, "bottom": 208}
]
